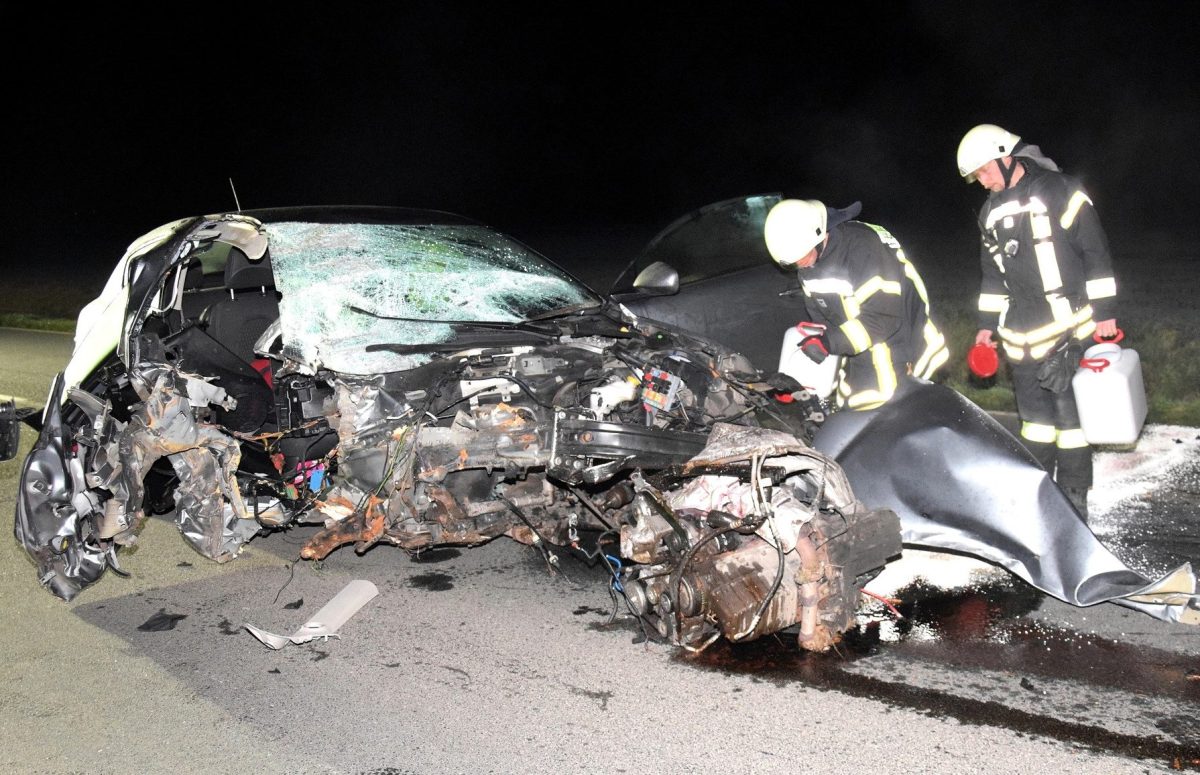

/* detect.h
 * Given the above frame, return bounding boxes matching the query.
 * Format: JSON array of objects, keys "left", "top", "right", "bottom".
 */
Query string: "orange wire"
[{"left": 860, "top": 588, "right": 904, "bottom": 619}]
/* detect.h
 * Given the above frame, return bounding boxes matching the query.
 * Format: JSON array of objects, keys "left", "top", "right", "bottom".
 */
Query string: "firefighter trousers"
[
  {"left": 1010, "top": 359, "right": 1092, "bottom": 489},
  {"left": 837, "top": 347, "right": 906, "bottom": 411}
]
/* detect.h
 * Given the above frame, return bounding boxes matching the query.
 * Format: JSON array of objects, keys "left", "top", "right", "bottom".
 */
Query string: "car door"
[{"left": 611, "top": 194, "right": 803, "bottom": 372}]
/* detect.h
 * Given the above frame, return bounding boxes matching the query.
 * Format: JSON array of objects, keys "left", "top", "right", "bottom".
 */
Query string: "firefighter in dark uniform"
[
  {"left": 956, "top": 124, "right": 1119, "bottom": 518},
  {"left": 763, "top": 199, "right": 948, "bottom": 411}
]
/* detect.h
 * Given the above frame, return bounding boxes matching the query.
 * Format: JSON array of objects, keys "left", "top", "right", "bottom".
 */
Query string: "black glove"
[
  {"left": 800, "top": 334, "right": 830, "bottom": 364},
  {"left": 764, "top": 372, "right": 805, "bottom": 393},
  {"left": 1036, "top": 341, "right": 1080, "bottom": 393},
  {"left": 726, "top": 370, "right": 763, "bottom": 384}
]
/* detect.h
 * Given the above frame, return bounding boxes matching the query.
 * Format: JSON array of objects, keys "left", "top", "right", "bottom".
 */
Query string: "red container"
[{"left": 967, "top": 343, "right": 999, "bottom": 378}]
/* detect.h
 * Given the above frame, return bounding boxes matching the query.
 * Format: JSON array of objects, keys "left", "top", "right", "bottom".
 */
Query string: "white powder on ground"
[{"left": 1089, "top": 424, "right": 1200, "bottom": 520}]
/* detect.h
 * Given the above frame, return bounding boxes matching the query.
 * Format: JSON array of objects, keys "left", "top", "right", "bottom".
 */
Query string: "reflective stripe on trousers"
[{"left": 1011, "top": 359, "right": 1092, "bottom": 488}]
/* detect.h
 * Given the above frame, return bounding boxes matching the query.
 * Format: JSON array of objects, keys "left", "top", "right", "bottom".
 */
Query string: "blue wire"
[{"left": 603, "top": 554, "right": 624, "bottom": 592}]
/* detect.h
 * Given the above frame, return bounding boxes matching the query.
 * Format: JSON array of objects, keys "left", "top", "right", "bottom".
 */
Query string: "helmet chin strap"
[
  {"left": 813, "top": 231, "right": 832, "bottom": 262},
  {"left": 999, "top": 156, "right": 1019, "bottom": 188}
]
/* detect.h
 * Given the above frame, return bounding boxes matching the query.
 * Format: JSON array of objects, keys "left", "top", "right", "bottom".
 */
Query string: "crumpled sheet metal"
[
  {"left": 813, "top": 379, "right": 1198, "bottom": 624},
  {"left": 115, "top": 367, "right": 251, "bottom": 561},
  {"left": 13, "top": 375, "right": 109, "bottom": 600},
  {"left": 245, "top": 580, "right": 379, "bottom": 649},
  {"left": 675, "top": 422, "right": 859, "bottom": 554},
  {"left": 683, "top": 422, "right": 857, "bottom": 511}
]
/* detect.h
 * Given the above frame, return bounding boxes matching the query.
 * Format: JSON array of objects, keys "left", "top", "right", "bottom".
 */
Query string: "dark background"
[{"left": 5, "top": 2, "right": 1198, "bottom": 295}]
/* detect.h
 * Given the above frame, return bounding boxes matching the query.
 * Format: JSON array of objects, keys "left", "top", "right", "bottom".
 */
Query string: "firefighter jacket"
[
  {"left": 798, "top": 221, "right": 947, "bottom": 409},
  {"left": 976, "top": 163, "right": 1118, "bottom": 363}
]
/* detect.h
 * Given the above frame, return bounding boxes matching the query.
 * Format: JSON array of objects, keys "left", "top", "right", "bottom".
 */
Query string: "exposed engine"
[{"left": 269, "top": 337, "right": 897, "bottom": 650}]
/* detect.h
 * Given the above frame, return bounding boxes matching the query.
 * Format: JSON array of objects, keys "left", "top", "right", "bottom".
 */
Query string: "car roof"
[{"left": 230, "top": 204, "right": 482, "bottom": 227}]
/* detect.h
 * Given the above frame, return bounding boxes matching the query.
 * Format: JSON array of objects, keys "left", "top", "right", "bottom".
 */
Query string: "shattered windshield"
[{"left": 266, "top": 222, "right": 600, "bottom": 374}]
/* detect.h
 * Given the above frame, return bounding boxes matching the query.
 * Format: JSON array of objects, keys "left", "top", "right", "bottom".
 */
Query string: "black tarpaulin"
[{"left": 813, "top": 379, "right": 1199, "bottom": 624}]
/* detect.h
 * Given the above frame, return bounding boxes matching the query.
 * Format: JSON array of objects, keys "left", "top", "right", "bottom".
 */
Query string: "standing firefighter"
[
  {"left": 763, "top": 199, "right": 948, "bottom": 411},
  {"left": 956, "top": 124, "right": 1119, "bottom": 518}
]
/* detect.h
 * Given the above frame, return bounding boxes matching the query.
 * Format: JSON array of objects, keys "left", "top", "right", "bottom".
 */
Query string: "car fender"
[{"left": 13, "top": 374, "right": 108, "bottom": 601}]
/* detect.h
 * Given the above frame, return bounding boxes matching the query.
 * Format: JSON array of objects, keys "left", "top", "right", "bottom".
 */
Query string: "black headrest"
[{"left": 224, "top": 247, "right": 274, "bottom": 290}]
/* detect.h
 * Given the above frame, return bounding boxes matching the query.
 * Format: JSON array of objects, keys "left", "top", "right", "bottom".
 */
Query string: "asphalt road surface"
[{"left": 2, "top": 327, "right": 1198, "bottom": 774}]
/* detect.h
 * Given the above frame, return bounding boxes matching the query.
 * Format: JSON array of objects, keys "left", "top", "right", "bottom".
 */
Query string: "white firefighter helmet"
[
  {"left": 956, "top": 124, "right": 1021, "bottom": 181},
  {"left": 764, "top": 199, "right": 828, "bottom": 266}
]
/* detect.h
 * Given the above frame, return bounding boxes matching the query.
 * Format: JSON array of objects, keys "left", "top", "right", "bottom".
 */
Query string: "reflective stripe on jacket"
[
  {"left": 975, "top": 165, "right": 1117, "bottom": 362},
  {"left": 800, "top": 221, "right": 947, "bottom": 409}
]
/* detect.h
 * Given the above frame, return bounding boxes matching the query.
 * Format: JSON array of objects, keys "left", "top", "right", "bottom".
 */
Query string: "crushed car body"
[{"left": 10, "top": 206, "right": 901, "bottom": 653}]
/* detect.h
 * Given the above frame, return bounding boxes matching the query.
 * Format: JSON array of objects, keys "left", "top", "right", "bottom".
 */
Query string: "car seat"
[{"left": 202, "top": 247, "right": 279, "bottom": 362}]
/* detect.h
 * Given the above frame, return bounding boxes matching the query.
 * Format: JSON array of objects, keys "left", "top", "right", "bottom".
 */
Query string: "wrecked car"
[{"left": 8, "top": 206, "right": 903, "bottom": 653}]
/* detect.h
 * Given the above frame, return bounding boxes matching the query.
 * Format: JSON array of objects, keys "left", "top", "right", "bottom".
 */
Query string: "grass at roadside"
[
  {"left": 0, "top": 313, "right": 75, "bottom": 332},
  {"left": 0, "top": 277, "right": 97, "bottom": 319},
  {"left": 0, "top": 276, "right": 94, "bottom": 333},
  {"left": 930, "top": 295, "right": 1200, "bottom": 427},
  {"left": 910, "top": 233, "right": 1200, "bottom": 428}
]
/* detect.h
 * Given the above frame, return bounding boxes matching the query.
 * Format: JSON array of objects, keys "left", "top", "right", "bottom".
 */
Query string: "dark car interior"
[{"left": 169, "top": 245, "right": 280, "bottom": 435}]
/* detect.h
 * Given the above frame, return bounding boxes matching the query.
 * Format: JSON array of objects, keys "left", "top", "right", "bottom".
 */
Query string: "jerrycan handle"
[
  {"left": 1079, "top": 357, "right": 1110, "bottom": 373},
  {"left": 1093, "top": 328, "right": 1124, "bottom": 344}
]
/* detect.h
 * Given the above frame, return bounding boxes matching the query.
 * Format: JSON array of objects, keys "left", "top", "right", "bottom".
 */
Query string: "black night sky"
[{"left": 5, "top": 3, "right": 1199, "bottom": 295}]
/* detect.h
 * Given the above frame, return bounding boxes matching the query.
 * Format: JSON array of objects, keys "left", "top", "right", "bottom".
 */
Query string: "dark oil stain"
[
  {"left": 872, "top": 581, "right": 1200, "bottom": 703},
  {"left": 585, "top": 617, "right": 640, "bottom": 637},
  {"left": 1159, "top": 714, "right": 1199, "bottom": 742},
  {"left": 137, "top": 609, "right": 188, "bottom": 631},
  {"left": 673, "top": 580, "right": 1200, "bottom": 768},
  {"left": 217, "top": 617, "right": 241, "bottom": 636},
  {"left": 568, "top": 686, "right": 614, "bottom": 711},
  {"left": 409, "top": 571, "right": 454, "bottom": 591},
  {"left": 573, "top": 605, "right": 608, "bottom": 616},
  {"left": 311, "top": 649, "right": 330, "bottom": 662},
  {"left": 412, "top": 548, "right": 461, "bottom": 563},
  {"left": 283, "top": 598, "right": 304, "bottom": 610},
  {"left": 268, "top": 668, "right": 282, "bottom": 674}
]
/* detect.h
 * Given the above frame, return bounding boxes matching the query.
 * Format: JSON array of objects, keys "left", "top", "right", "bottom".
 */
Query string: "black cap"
[{"left": 826, "top": 201, "right": 863, "bottom": 229}]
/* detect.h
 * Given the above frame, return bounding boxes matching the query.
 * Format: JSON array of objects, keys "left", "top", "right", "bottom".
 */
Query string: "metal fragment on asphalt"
[{"left": 244, "top": 579, "right": 379, "bottom": 650}]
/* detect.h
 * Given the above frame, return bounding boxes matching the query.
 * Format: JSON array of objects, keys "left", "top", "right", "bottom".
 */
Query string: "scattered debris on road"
[{"left": 245, "top": 579, "right": 378, "bottom": 650}]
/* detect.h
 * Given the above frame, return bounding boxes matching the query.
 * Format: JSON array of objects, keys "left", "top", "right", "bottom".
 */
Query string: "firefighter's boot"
[{"left": 1064, "top": 486, "right": 1090, "bottom": 522}]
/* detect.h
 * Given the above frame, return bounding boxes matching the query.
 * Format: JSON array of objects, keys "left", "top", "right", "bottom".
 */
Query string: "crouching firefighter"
[
  {"left": 763, "top": 198, "right": 949, "bottom": 411},
  {"left": 956, "top": 123, "right": 1120, "bottom": 519}
]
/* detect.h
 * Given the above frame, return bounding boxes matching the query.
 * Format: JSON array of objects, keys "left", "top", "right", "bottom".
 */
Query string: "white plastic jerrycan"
[
  {"left": 1072, "top": 329, "right": 1147, "bottom": 446},
  {"left": 778, "top": 322, "right": 841, "bottom": 399}
]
